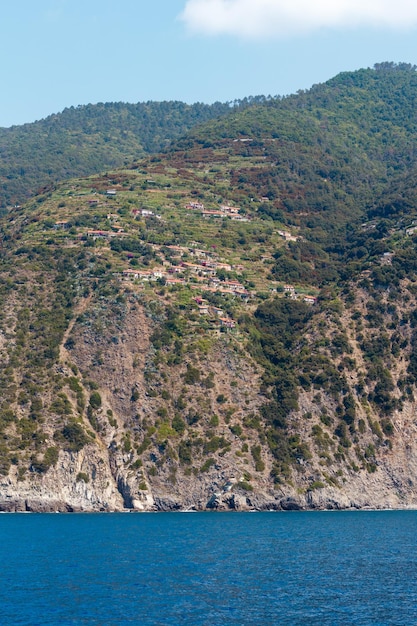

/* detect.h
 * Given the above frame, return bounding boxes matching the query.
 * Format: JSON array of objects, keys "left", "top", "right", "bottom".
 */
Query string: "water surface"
[{"left": 0, "top": 511, "right": 415, "bottom": 625}]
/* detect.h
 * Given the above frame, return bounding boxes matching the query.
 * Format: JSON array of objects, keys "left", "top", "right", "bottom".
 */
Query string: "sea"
[{"left": 0, "top": 510, "right": 416, "bottom": 625}]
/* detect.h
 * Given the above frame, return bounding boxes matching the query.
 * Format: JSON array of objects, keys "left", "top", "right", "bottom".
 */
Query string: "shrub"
[
  {"left": 89, "top": 391, "right": 102, "bottom": 410},
  {"left": 235, "top": 480, "right": 253, "bottom": 491},
  {"left": 76, "top": 472, "right": 90, "bottom": 483},
  {"left": 200, "top": 458, "right": 215, "bottom": 472},
  {"left": 178, "top": 440, "right": 192, "bottom": 464},
  {"left": 172, "top": 415, "right": 186, "bottom": 435},
  {"left": 184, "top": 364, "right": 201, "bottom": 385},
  {"left": 230, "top": 424, "right": 242, "bottom": 437},
  {"left": 60, "top": 422, "right": 89, "bottom": 452},
  {"left": 251, "top": 445, "right": 265, "bottom": 471},
  {"left": 203, "top": 436, "right": 228, "bottom": 454},
  {"left": 131, "top": 389, "right": 140, "bottom": 402},
  {"left": 381, "top": 418, "right": 394, "bottom": 436},
  {"left": 309, "top": 481, "right": 325, "bottom": 490},
  {"left": 43, "top": 446, "right": 59, "bottom": 467}
]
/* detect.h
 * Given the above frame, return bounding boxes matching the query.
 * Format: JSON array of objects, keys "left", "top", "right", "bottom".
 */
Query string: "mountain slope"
[
  {"left": 176, "top": 62, "right": 417, "bottom": 240},
  {"left": 2, "top": 64, "right": 417, "bottom": 510},
  {"left": 0, "top": 100, "right": 238, "bottom": 208}
]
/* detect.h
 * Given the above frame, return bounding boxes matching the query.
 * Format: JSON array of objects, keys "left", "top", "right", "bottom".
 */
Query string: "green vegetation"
[
  {"left": 0, "top": 99, "right": 259, "bottom": 208},
  {"left": 2, "top": 63, "right": 417, "bottom": 493}
]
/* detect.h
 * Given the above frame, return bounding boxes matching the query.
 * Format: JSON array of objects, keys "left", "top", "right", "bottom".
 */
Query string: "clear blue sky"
[{"left": 2, "top": 0, "right": 417, "bottom": 127}]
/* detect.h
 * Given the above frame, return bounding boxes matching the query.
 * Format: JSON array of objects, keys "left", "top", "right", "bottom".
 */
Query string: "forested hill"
[
  {"left": 174, "top": 62, "right": 417, "bottom": 244},
  {"left": 0, "top": 99, "right": 245, "bottom": 208},
  {"left": 4, "top": 64, "right": 417, "bottom": 511},
  {"left": 3, "top": 62, "right": 416, "bottom": 213}
]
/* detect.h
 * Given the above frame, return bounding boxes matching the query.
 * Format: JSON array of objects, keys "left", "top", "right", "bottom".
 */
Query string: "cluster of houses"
[
  {"left": 50, "top": 191, "right": 318, "bottom": 308},
  {"left": 283, "top": 284, "right": 317, "bottom": 305},
  {"left": 131, "top": 208, "right": 162, "bottom": 220},
  {"left": 185, "top": 201, "right": 251, "bottom": 222},
  {"left": 118, "top": 240, "right": 251, "bottom": 298},
  {"left": 163, "top": 244, "right": 244, "bottom": 271},
  {"left": 194, "top": 297, "right": 236, "bottom": 329},
  {"left": 121, "top": 265, "right": 250, "bottom": 300}
]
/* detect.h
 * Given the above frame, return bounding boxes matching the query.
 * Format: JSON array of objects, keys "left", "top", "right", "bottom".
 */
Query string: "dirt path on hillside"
[{"left": 59, "top": 295, "right": 92, "bottom": 364}]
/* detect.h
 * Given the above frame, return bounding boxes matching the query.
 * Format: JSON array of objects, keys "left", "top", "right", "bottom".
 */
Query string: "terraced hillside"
[
  {"left": 2, "top": 64, "right": 417, "bottom": 510},
  {"left": 0, "top": 99, "right": 240, "bottom": 208}
]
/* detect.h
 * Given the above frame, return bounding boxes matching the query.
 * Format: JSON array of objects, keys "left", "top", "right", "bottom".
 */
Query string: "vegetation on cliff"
[{"left": 2, "top": 64, "right": 417, "bottom": 507}]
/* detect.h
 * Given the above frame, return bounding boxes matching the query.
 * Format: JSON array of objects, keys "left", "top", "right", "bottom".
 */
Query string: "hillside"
[
  {"left": 0, "top": 99, "right": 242, "bottom": 209},
  {"left": 2, "top": 64, "right": 417, "bottom": 511}
]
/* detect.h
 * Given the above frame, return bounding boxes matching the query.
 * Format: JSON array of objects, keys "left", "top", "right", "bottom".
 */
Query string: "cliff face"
[
  {"left": 0, "top": 287, "right": 276, "bottom": 512},
  {"left": 2, "top": 283, "right": 417, "bottom": 513},
  {"left": 4, "top": 417, "right": 417, "bottom": 512}
]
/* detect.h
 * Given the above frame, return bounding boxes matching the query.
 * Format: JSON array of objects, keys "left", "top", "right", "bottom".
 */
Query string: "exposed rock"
[{"left": 280, "top": 497, "right": 305, "bottom": 511}]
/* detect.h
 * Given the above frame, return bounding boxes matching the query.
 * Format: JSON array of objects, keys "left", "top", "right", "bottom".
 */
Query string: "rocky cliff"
[{"left": 4, "top": 66, "right": 417, "bottom": 510}]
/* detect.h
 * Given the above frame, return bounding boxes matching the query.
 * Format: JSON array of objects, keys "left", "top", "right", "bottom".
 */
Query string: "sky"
[{"left": 2, "top": 0, "right": 417, "bottom": 127}]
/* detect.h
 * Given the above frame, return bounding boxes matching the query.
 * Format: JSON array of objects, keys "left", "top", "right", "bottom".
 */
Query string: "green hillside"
[
  {"left": 178, "top": 62, "right": 417, "bottom": 237},
  {"left": 0, "top": 99, "right": 240, "bottom": 208},
  {"left": 2, "top": 64, "right": 417, "bottom": 510}
]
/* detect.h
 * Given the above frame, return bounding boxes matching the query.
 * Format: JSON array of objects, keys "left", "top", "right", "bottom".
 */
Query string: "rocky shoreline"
[{"left": 1, "top": 489, "right": 415, "bottom": 513}]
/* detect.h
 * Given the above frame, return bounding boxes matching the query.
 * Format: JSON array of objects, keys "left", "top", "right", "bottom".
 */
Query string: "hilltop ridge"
[{"left": 0, "top": 99, "right": 238, "bottom": 208}]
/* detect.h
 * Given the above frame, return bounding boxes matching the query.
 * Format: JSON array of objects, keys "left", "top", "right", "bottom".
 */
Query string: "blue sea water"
[{"left": 0, "top": 511, "right": 416, "bottom": 625}]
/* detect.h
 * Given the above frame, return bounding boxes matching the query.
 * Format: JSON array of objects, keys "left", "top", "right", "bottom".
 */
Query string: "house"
[
  {"left": 284, "top": 284, "right": 296, "bottom": 294},
  {"left": 220, "top": 205, "right": 240, "bottom": 215},
  {"left": 122, "top": 269, "right": 140, "bottom": 280},
  {"left": 202, "top": 210, "right": 224, "bottom": 218},
  {"left": 138, "top": 270, "right": 153, "bottom": 281},
  {"left": 231, "top": 215, "right": 251, "bottom": 222},
  {"left": 167, "top": 266, "right": 184, "bottom": 275},
  {"left": 166, "top": 277, "right": 186, "bottom": 286},
  {"left": 278, "top": 230, "right": 298, "bottom": 242},
  {"left": 181, "top": 262, "right": 206, "bottom": 274},
  {"left": 167, "top": 245, "right": 187, "bottom": 256},
  {"left": 86, "top": 230, "right": 112, "bottom": 239},
  {"left": 86, "top": 230, "right": 127, "bottom": 240},
  {"left": 185, "top": 202, "right": 205, "bottom": 211},
  {"left": 54, "top": 220, "right": 69, "bottom": 230},
  {"left": 191, "top": 248, "right": 210, "bottom": 259},
  {"left": 303, "top": 295, "right": 317, "bottom": 305},
  {"left": 381, "top": 252, "right": 393, "bottom": 265},
  {"left": 214, "top": 262, "right": 232, "bottom": 272},
  {"left": 219, "top": 317, "right": 236, "bottom": 329},
  {"left": 224, "top": 280, "right": 246, "bottom": 293}
]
